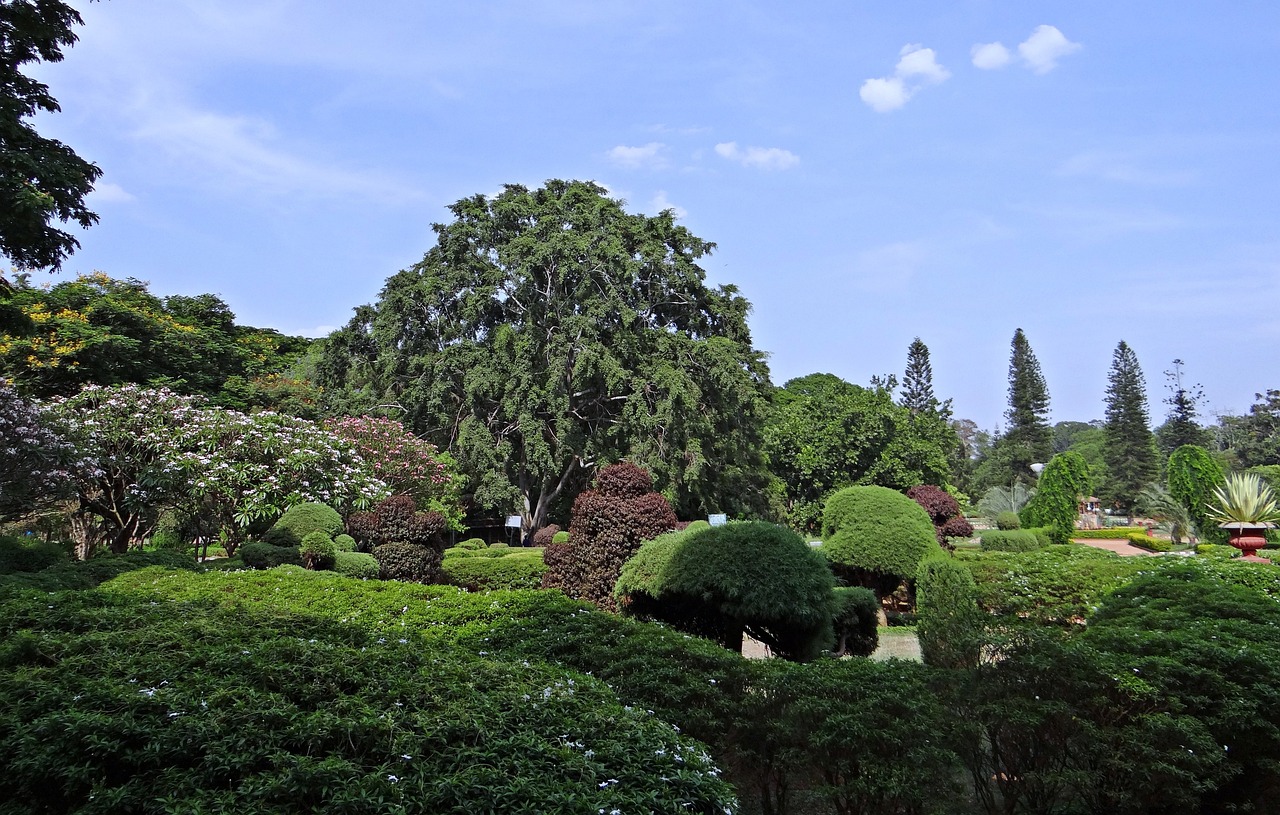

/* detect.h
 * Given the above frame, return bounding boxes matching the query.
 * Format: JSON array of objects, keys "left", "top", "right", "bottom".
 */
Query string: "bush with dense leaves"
[
  {"left": 262, "top": 502, "right": 343, "bottom": 548},
  {"left": 1071, "top": 526, "right": 1149, "bottom": 539},
  {"left": 979, "top": 528, "right": 1043, "bottom": 553},
  {"left": 544, "top": 461, "right": 677, "bottom": 610},
  {"left": 1019, "top": 451, "right": 1092, "bottom": 544},
  {"left": 299, "top": 531, "right": 337, "bottom": 570},
  {"left": 239, "top": 541, "right": 302, "bottom": 570},
  {"left": 441, "top": 549, "right": 547, "bottom": 591},
  {"left": 957, "top": 545, "right": 1144, "bottom": 624},
  {"left": 371, "top": 542, "right": 441, "bottom": 582},
  {"left": 830, "top": 586, "right": 878, "bottom": 657},
  {"left": 456, "top": 537, "right": 486, "bottom": 550},
  {"left": 994, "top": 511, "right": 1021, "bottom": 530},
  {"left": 349, "top": 495, "right": 447, "bottom": 583},
  {"left": 0, "top": 536, "right": 68, "bottom": 574},
  {"left": 819, "top": 485, "right": 941, "bottom": 593},
  {"left": 0, "top": 550, "right": 198, "bottom": 593},
  {"left": 531, "top": 524, "right": 560, "bottom": 546},
  {"left": 1168, "top": 444, "right": 1229, "bottom": 545},
  {"left": 907, "top": 484, "right": 973, "bottom": 547},
  {"left": 617, "top": 521, "right": 837, "bottom": 661},
  {"left": 332, "top": 551, "right": 379, "bottom": 579},
  {"left": 916, "top": 556, "right": 984, "bottom": 669},
  {"left": 333, "top": 533, "right": 356, "bottom": 552}
]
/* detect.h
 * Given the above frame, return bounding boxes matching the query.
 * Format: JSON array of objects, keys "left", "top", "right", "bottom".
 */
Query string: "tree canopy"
[
  {"left": 999, "top": 328, "right": 1053, "bottom": 482},
  {"left": 1102, "top": 340, "right": 1158, "bottom": 514},
  {"left": 318, "top": 180, "right": 773, "bottom": 532}
]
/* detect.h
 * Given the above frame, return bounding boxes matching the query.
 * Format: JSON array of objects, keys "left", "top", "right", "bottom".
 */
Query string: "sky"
[{"left": 21, "top": 0, "right": 1280, "bottom": 429}]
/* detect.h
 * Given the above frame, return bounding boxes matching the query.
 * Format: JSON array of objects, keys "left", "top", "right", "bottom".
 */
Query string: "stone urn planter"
[
  {"left": 1208, "top": 473, "right": 1280, "bottom": 562},
  {"left": 1220, "top": 521, "right": 1274, "bottom": 561}
]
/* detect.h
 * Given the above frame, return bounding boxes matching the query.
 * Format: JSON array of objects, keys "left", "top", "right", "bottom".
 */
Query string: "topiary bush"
[
  {"left": 333, "top": 551, "right": 379, "bottom": 579},
  {"left": 830, "top": 586, "right": 879, "bottom": 657},
  {"left": 979, "top": 529, "right": 1043, "bottom": 553},
  {"left": 456, "top": 537, "right": 486, "bottom": 550},
  {"left": 995, "top": 511, "right": 1022, "bottom": 530},
  {"left": 916, "top": 556, "right": 984, "bottom": 669},
  {"left": 239, "top": 541, "right": 302, "bottom": 570},
  {"left": 685, "top": 519, "right": 711, "bottom": 533},
  {"left": 262, "top": 502, "right": 343, "bottom": 548},
  {"left": 333, "top": 533, "right": 357, "bottom": 552},
  {"left": 531, "top": 524, "right": 560, "bottom": 547},
  {"left": 551, "top": 530, "right": 569, "bottom": 544},
  {"left": 372, "top": 542, "right": 441, "bottom": 582},
  {"left": 1019, "top": 451, "right": 1092, "bottom": 544},
  {"left": 616, "top": 521, "right": 837, "bottom": 661},
  {"left": 442, "top": 549, "right": 547, "bottom": 591},
  {"left": 299, "top": 531, "right": 337, "bottom": 571},
  {"left": 544, "top": 461, "right": 677, "bottom": 610},
  {"left": 350, "top": 495, "right": 447, "bottom": 583},
  {"left": 907, "top": 484, "right": 973, "bottom": 547},
  {"left": 819, "top": 486, "right": 942, "bottom": 595}
]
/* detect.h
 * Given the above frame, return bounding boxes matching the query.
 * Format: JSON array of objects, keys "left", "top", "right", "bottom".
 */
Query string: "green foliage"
[
  {"left": 979, "top": 529, "right": 1043, "bottom": 553},
  {"left": 551, "top": 530, "right": 569, "bottom": 544},
  {"left": 1137, "top": 482, "right": 1194, "bottom": 544},
  {"left": 1125, "top": 532, "right": 1172, "bottom": 552},
  {"left": 299, "top": 530, "right": 337, "bottom": 571},
  {"left": 441, "top": 549, "right": 547, "bottom": 591},
  {"left": 994, "top": 511, "right": 1021, "bottom": 530},
  {"left": 318, "top": 179, "right": 774, "bottom": 529},
  {"left": 0, "top": 549, "right": 198, "bottom": 593},
  {"left": 618, "top": 521, "right": 837, "bottom": 661},
  {"left": 1000, "top": 328, "right": 1053, "bottom": 483},
  {"left": 1207, "top": 471, "right": 1280, "bottom": 525},
  {"left": 916, "top": 556, "right": 984, "bottom": 669},
  {"left": 1071, "top": 526, "right": 1149, "bottom": 539},
  {"left": 976, "top": 483, "right": 1035, "bottom": 518},
  {"left": 1020, "top": 450, "right": 1091, "bottom": 544},
  {"left": 332, "top": 551, "right": 379, "bottom": 579},
  {"left": 1169, "top": 445, "right": 1228, "bottom": 544},
  {"left": 684, "top": 519, "right": 711, "bottom": 533},
  {"left": 764, "top": 373, "right": 957, "bottom": 533},
  {"left": 239, "top": 542, "right": 302, "bottom": 570},
  {"left": 371, "top": 542, "right": 441, "bottom": 583},
  {"left": 1102, "top": 340, "right": 1160, "bottom": 514},
  {"left": 1197, "top": 543, "right": 1240, "bottom": 559},
  {"left": 456, "top": 537, "right": 486, "bottom": 550},
  {"left": 545, "top": 461, "right": 677, "bottom": 611},
  {"left": 830, "top": 586, "right": 878, "bottom": 657},
  {"left": 333, "top": 533, "right": 356, "bottom": 552},
  {"left": 819, "top": 485, "right": 941, "bottom": 587},
  {"left": 263, "top": 501, "right": 343, "bottom": 548},
  {"left": 1233, "top": 389, "right": 1280, "bottom": 468},
  {"left": 957, "top": 545, "right": 1144, "bottom": 624},
  {"left": 0, "top": 535, "right": 68, "bottom": 574}
]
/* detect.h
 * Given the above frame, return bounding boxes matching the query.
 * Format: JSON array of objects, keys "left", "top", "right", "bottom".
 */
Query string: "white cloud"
[
  {"left": 606, "top": 142, "right": 668, "bottom": 169},
  {"left": 859, "top": 44, "right": 950, "bottom": 113},
  {"left": 88, "top": 182, "right": 136, "bottom": 203},
  {"left": 1018, "top": 25, "right": 1081, "bottom": 74},
  {"left": 649, "top": 191, "right": 687, "bottom": 219},
  {"left": 971, "top": 42, "right": 1012, "bottom": 70},
  {"left": 714, "top": 142, "right": 800, "bottom": 171}
]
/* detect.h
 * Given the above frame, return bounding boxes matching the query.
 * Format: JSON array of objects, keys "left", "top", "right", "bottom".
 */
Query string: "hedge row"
[{"left": 1071, "top": 526, "right": 1149, "bottom": 539}]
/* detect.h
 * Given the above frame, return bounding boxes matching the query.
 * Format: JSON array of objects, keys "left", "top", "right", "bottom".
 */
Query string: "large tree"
[
  {"left": 901, "top": 337, "right": 947, "bottom": 416},
  {"left": 1156, "top": 358, "right": 1210, "bottom": 454},
  {"left": 318, "top": 180, "right": 773, "bottom": 533},
  {"left": 995, "top": 328, "right": 1053, "bottom": 484},
  {"left": 0, "top": 0, "right": 101, "bottom": 278},
  {"left": 1102, "top": 340, "right": 1159, "bottom": 515}
]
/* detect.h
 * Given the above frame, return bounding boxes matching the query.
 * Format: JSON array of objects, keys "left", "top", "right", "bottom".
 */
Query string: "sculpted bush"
[
  {"left": 820, "top": 485, "right": 942, "bottom": 596},
  {"left": 348, "top": 495, "right": 447, "bottom": 583},
  {"left": 262, "top": 502, "right": 343, "bottom": 548},
  {"left": 907, "top": 484, "right": 973, "bottom": 547}
]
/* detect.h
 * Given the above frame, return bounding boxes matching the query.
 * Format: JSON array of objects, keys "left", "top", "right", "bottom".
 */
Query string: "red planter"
[{"left": 1225, "top": 525, "right": 1271, "bottom": 560}]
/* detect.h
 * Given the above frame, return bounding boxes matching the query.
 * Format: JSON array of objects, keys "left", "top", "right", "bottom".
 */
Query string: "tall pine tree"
[
  {"left": 1102, "top": 340, "right": 1159, "bottom": 516},
  {"left": 1001, "top": 328, "right": 1053, "bottom": 482},
  {"left": 901, "top": 337, "right": 949, "bottom": 416},
  {"left": 1157, "top": 358, "right": 1210, "bottom": 454}
]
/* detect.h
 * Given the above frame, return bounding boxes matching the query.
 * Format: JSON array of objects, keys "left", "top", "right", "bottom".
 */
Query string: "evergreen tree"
[
  {"left": 1157, "top": 359, "right": 1210, "bottom": 454},
  {"left": 901, "top": 337, "right": 943, "bottom": 415},
  {"left": 1102, "top": 340, "right": 1159, "bottom": 516},
  {"left": 1000, "top": 328, "right": 1053, "bottom": 483}
]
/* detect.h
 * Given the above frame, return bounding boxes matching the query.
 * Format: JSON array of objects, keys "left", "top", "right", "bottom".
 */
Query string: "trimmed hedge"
[
  {"left": 333, "top": 551, "right": 379, "bottom": 579},
  {"left": 994, "top": 511, "right": 1021, "bottom": 530},
  {"left": 1072, "top": 527, "right": 1149, "bottom": 539},
  {"left": 820, "top": 486, "right": 942, "bottom": 586},
  {"left": 456, "top": 537, "right": 486, "bottom": 550},
  {"left": 262, "top": 502, "right": 343, "bottom": 547},
  {"left": 916, "top": 556, "right": 984, "bottom": 669},
  {"left": 979, "top": 529, "right": 1043, "bottom": 553},
  {"left": 957, "top": 545, "right": 1144, "bottom": 624},
  {"left": 441, "top": 549, "right": 547, "bottom": 591},
  {"left": 1127, "top": 532, "right": 1173, "bottom": 552},
  {"left": 299, "top": 531, "right": 337, "bottom": 570},
  {"left": 372, "top": 542, "right": 441, "bottom": 582},
  {"left": 240, "top": 542, "right": 302, "bottom": 570}
]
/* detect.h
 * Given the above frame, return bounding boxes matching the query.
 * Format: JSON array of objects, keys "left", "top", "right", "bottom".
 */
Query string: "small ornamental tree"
[
  {"left": 1020, "top": 451, "right": 1091, "bottom": 544},
  {"left": 544, "top": 461, "right": 676, "bottom": 610},
  {"left": 820, "top": 485, "right": 941, "bottom": 599},
  {"left": 916, "top": 556, "right": 985, "bottom": 669},
  {"left": 0, "top": 379, "right": 83, "bottom": 519},
  {"left": 347, "top": 495, "right": 447, "bottom": 583},
  {"left": 616, "top": 521, "right": 838, "bottom": 661},
  {"left": 1167, "top": 444, "right": 1228, "bottom": 545},
  {"left": 325, "top": 415, "right": 463, "bottom": 528},
  {"left": 907, "top": 484, "right": 973, "bottom": 548}
]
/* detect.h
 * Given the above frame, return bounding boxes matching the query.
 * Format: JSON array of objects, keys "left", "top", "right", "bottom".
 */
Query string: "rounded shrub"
[
  {"left": 531, "top": 524, "right": 560, "bottom": 547},
  {"left": 299, "top": 531, "right": 337, "bottom": 571},
  {"left": 995, "top": 511, "right": 1022, "bottom": 530},
  {"left": 239, "top": 542, "right": 302, "bottom": 570},
  {"left": 442, "top": 549, "right": 548, "bottom": 591},
  {"left": 333, "top": 533, "right": 357, "bottom": 552},
  {"left": 685, "top": 519, "right": 711, "bottom": 533},
  {"left": 916, "top": 556, "right": 984, "bottom": 669},
  {"left": 979, "top": 529, "right": 1042, "bottom": 553},
  {"left": 551, "top": 530, "right": 569, "bottom": 545},
  {"left": 617, "top": 521, "right": 837, "bottom": 661},
  {"left": 819, "top": 486, "right": 942, "bottom": 587},
  {"left": 373, "top": 542, "right": 442, "bottom": 582},
  {"left": 333, "top": 550, "right": 380, "bottom": 579},
  {"left": 457, "top": 537, "right": 487, "bottom": 550},
  {"left": 831, "top": 586, "right": 879, "bottom": 657},
  {"left": 263, "top": 502, "right": 343, "bottom": 548}
]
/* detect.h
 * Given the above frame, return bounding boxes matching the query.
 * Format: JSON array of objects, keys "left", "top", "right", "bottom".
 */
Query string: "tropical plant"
[
  {"left": 1207, "top": 472, "right": 1280, "bottom": 526},
  {"left": 977, "top": 483, "right": 1035, "bottom": 518},
  {"left": 1137, "top": 483, "right": 1193, "bottom": 545}
]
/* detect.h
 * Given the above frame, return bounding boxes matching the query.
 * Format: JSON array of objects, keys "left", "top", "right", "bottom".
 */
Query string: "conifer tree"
[
  {"left": 1157, "top": 359, "right": 1210, "bottom": 453},
  {"left": 1001, "top": 328, "right": 1052, "bottom": 482},
  {"left": 901, "top": 337, "right": 949, "bottom": 417},
  {"left": 1102, "top": 340, "right": 1159, "bottom": 516}
]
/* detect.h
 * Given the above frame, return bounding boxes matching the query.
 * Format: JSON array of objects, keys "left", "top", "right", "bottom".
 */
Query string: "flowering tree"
[
  {"left": 0, "top": 379, "right": 85, "bottom": 520},
  {"left": 325, "top": 415, "right": 463, "bottom": 528}
]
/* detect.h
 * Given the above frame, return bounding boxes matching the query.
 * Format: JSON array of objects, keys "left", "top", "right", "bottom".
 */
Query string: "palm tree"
[
  {"left": 1137, "top": 483, "right": 1193, "bottom": 546},
  {"left": 977, "top": 484, "right": 1036, "bottom": 519}
]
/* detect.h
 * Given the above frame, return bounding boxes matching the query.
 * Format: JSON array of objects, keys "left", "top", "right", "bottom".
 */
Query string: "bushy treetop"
[{"left": 820, "top": 485, "right": 941, "bottom": 582}]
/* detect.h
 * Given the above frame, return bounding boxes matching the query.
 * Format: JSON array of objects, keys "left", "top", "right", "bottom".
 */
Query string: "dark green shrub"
[
  {"left": 1168, "top": 444, "right": 1229, "bottom": 545},
  {"left": 617, "top": 521, "right": 837, "bottom": 661},
  {"left": 149, "top": 527, "right": 186, "bottom": 551},
  {"left": 545, "top": 461, "right": 677, "bottom": 611},
  {"left": 457, "top": 537, "right": 486, "bottom": 550},
  {"left": 550, "top": 530, "right": 569, "bottom": 544},
  {"left": 372, "top": 542, "right": 441, "bottom": 582},
  {"left": 299, "top": 531, "right": 337, "bottom": 570},
  {"left": 333, "top": 533, "right": 357, "bottom": 552},
  {"left": 916, "top": 556, "right": 984, "bottom": 669},
  {"left": 0, "top": 536, "right": 68, "bottom": 574},
  {"left": 819, "top": 485, "right": 941, "bottom": 590},
  {"left": 333, "top": 551, "right": 379, "bottom": 579},
  {"left": 1019, "top": 451, "right": 1091, "bottom": 544},
  {"left": 830, "top": 586, "right": 878, "bottom": 657},
  {"left": 1025, "top": 526, "right": 1053, "bottom": 548},
  {"left": 262, "top": 501, "right": 343, "bottom": 547},
  {"left": 958, "top": 545, "right": 1142, "bottom": 624},
  {"left": 0, "top": 550, "right": 198, "bottom": 592},
  {"left": 995, "top": 511, "right": 1022, "bottom": 530},
  {"left": 980, "top": 529, "right": 1043, "bottom": 553},
  {"left": 441, "top": 550, "right": 547, "bottom": 591},
  {"left": 240, "top": 542, "right": 302, "bottom": 570}
]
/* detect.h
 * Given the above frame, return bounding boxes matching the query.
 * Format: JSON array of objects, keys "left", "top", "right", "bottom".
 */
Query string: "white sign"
[
  {"left": 708, "top": 514, "right": 728, "bottom": 527},
  {"left": 505, "top": 515, "right": 523, "bottom": 528}
]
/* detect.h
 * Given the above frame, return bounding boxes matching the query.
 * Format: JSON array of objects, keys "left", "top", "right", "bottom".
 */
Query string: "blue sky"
[{"left": 23, "top": 1, "right": 1280, "bottom": 430}]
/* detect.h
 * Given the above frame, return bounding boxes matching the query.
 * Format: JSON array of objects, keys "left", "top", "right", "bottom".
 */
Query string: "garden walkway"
[{"left": 1071, "top": 538, "right": 1158, "bottom": 557}]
